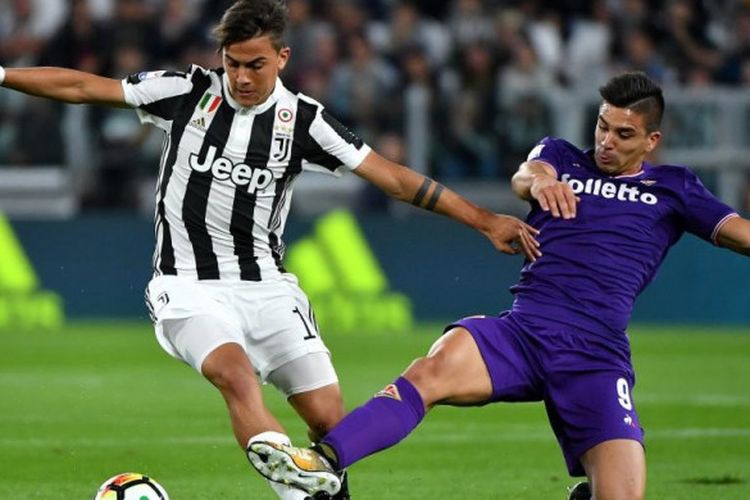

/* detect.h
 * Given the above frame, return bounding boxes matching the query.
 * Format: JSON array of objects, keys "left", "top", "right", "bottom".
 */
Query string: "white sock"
[{"left": 247, "top": 431, "right": 309, "bottom": 500}]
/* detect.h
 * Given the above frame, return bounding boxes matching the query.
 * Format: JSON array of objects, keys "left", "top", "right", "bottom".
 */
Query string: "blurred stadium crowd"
[{"left": 2, "top": 0, "right": 750, "bottom": 212}]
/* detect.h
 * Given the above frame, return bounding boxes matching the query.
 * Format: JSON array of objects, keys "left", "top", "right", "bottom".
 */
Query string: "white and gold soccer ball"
[{"left": 93, "top": 472, "right": 169, "bottom": 500}]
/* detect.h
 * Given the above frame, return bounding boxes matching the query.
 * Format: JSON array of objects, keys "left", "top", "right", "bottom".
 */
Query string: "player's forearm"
[
  {"left": 406, "top": 176, "right": 494, "bottom": 230},
  {"left": 511, "top": 170, "right": 535, "bottom": 201},
  {"left": 356, "top": 151, "right": 499, "bottom": 229},
  {"left": 511, "top": 162, "right": 555, "bottom": 201},
  {"left": 1, "top": 67, "right": 124, "bottom": 105},
  {"left": 716, "top": 216, "right": 750, "bottom": 256}
]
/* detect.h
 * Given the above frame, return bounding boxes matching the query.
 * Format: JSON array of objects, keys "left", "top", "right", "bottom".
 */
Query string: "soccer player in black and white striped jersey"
[{"left": 0, "top": 1, "right": 539, "bottom": 498}]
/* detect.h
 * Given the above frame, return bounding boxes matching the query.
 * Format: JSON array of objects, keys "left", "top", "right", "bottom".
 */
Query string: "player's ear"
[
  {"left": 645, "top": 131, "right": 662, "bottom": 152},
  {"left": 277, "top": 47, "right": 290, "bottom": 71}
]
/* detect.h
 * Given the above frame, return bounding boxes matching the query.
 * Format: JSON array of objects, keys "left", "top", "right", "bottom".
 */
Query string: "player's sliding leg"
[
  {"left": 248, "top": 327, "right": 493, "bottom": 492},
  {"left": 320, "top": 327, "right": 493, "bottom": 469},
  {"left": 308, "top": 375, "right": 425, "bottom": 471},
  {"left": 579, "top": 439, "right": 646, "bottom": 500}
]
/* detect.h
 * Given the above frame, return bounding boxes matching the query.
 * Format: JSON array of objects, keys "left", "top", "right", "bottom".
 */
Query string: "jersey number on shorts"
[
  {"left": 616, "top": 378, "right": 633, "bottom": 410},
  {"left": 293, "top": 305, "right": 318, "bottom": 340}
]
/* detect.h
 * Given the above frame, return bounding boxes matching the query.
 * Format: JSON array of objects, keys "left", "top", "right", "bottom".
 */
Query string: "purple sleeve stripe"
[{"left": 711, "top": 213, "right": 740, "bottom": 243}]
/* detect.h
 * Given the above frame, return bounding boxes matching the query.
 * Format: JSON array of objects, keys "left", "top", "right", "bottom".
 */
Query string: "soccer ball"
[{"left": 93, "top": 472, "right": 169, "bottom": 500}]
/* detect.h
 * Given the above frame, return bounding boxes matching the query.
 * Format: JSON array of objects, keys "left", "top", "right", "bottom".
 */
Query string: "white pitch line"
[
  {"left": 0, "top": 435, "right": 235, "bottom": 448},
  {"left": 635, "top": 394, "right": 750, "bottom": 407},
  {"left": 1, "top": 428, "right": 749, "bottom": 449}
]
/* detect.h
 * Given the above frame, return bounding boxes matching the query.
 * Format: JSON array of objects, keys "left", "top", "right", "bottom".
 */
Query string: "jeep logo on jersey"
[
  {"left": 189, "top": 145, "right": 274, "bottom": 193},
  {"left": 561, "top": 173, "right": 658, "bottom": 205}
]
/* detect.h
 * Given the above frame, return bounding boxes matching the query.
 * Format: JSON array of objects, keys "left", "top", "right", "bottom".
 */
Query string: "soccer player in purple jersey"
[{"left": 246, "top": 71, "right": 750, "bottom": 499}]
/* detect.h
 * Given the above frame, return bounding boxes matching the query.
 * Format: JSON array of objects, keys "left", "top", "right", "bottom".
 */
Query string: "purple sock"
[{"left": 322, "top": 377, "right": 426, "bottom": 469}]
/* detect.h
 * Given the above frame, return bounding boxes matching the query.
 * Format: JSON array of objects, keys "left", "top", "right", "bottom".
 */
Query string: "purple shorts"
[{"left": 448, "top": 311, "right": 644, "bottom": 476}]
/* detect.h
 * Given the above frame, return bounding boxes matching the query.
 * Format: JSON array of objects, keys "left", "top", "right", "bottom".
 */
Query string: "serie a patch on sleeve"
[{"left": 126, "top": 70, "right": 188, "bottom": 85}]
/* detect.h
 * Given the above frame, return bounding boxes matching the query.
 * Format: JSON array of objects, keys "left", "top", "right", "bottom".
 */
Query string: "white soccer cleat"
[{"left": 247, "top": 441, "right": 341, "bottom": 496}]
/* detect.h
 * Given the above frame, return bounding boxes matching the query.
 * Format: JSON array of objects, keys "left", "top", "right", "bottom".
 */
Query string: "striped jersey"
[{"left": 121, "top": 65, "right": 371, "bottom": 282}]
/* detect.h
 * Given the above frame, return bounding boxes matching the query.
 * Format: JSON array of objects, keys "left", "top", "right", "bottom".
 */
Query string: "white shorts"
[{"left": 145, "top": 274, "right": 337, "bottom": 391}]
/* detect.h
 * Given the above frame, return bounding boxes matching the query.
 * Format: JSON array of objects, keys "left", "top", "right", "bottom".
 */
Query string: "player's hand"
[
  {"left": 481, "top": 214, "right": 541, "bottom": 262},
  {"left": 530, "top": 175, "right": 579, "bottom": 219}
]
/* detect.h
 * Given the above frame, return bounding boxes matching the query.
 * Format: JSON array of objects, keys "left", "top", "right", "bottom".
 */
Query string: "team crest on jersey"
[
  {"left": 640, "top": 179, "right": 657, "bottom": 186},
  {"left": 375, "top": 384, "right": 401, "bottom": 401},
  {"left": 272, "top": 134, "right": 292, "bottom": 162}
]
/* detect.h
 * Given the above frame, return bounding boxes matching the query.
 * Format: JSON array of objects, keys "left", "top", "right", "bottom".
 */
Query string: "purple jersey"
[{"left": 511, "top": 137, "right": 737, "bottom": 349}]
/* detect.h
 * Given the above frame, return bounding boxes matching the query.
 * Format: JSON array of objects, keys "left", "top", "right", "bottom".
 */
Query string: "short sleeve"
[
  {"left": 681, "top": 169, "right": 737, "bottom": 243},
  {"left": 296, "top": 96, "right": 371, "bottom": 176},
  {"left": 526, "top": 136, "right": 564, "bottom": 178},
  {"left": 121, "top": 67, "right": 196, "bottom": 130}
]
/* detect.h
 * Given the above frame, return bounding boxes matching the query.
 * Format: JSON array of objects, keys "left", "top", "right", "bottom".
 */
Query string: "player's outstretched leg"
[
  {"left": 567, "top": 481, "right": 591, "bottom": 500},
  {"left": 247, "top": 440, "right": 341, "bottom": 496}
]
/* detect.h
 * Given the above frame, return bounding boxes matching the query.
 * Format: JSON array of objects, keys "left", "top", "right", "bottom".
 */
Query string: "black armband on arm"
[
  {"left": 411, "top": 178, "right": 444, "bottom": 211},
  {"left": 425, "top": 184, "right": 444, "bottom": 211}
]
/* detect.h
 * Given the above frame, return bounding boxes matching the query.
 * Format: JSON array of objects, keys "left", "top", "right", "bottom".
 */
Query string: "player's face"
[
  {"left": 223, "top": 35, "right": 290, "bottom": 107},
  {"left": 594, "top": 102, "right": 662, "bottom": 176}
]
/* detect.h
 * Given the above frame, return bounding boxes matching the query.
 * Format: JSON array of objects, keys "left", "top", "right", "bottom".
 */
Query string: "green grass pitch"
[{"left": 1, "top": 321, "right": 748, "bottom": 499}]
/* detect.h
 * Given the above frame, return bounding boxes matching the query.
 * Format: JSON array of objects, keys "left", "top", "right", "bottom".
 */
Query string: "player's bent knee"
[
  {"left": 403, "top": 356, "right": 435, "bottom": 383},
  {"left": 403, "top": 356, "right": 449, "bottom": 405},
  {"left": 201, "top": 351, "right": 256, "bottom": 396}
]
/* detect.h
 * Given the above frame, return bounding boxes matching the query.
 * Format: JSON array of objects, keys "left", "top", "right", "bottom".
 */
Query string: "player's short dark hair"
[
  {"left": 213, "top": 0, "right": 288, "bottom": 52},
  {"left": 599, "top": 72, "right": 664, "bottom": 132}
]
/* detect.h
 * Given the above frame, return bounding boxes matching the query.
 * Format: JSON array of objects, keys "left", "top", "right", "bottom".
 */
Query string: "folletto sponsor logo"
[{"left": 561, "top": 173, "right": 658, "bottom": 205}]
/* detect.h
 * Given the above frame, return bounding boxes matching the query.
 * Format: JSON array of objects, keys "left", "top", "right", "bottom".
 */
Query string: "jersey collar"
[
  {"left": 585, "top": 149, "right": 651, "bottom": 178},
  {"left": 221, "top": 74, "right": 284, "bottom": 114},
  {"left": 614, "top": 162, "right": 651, "bottom": 179}
]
